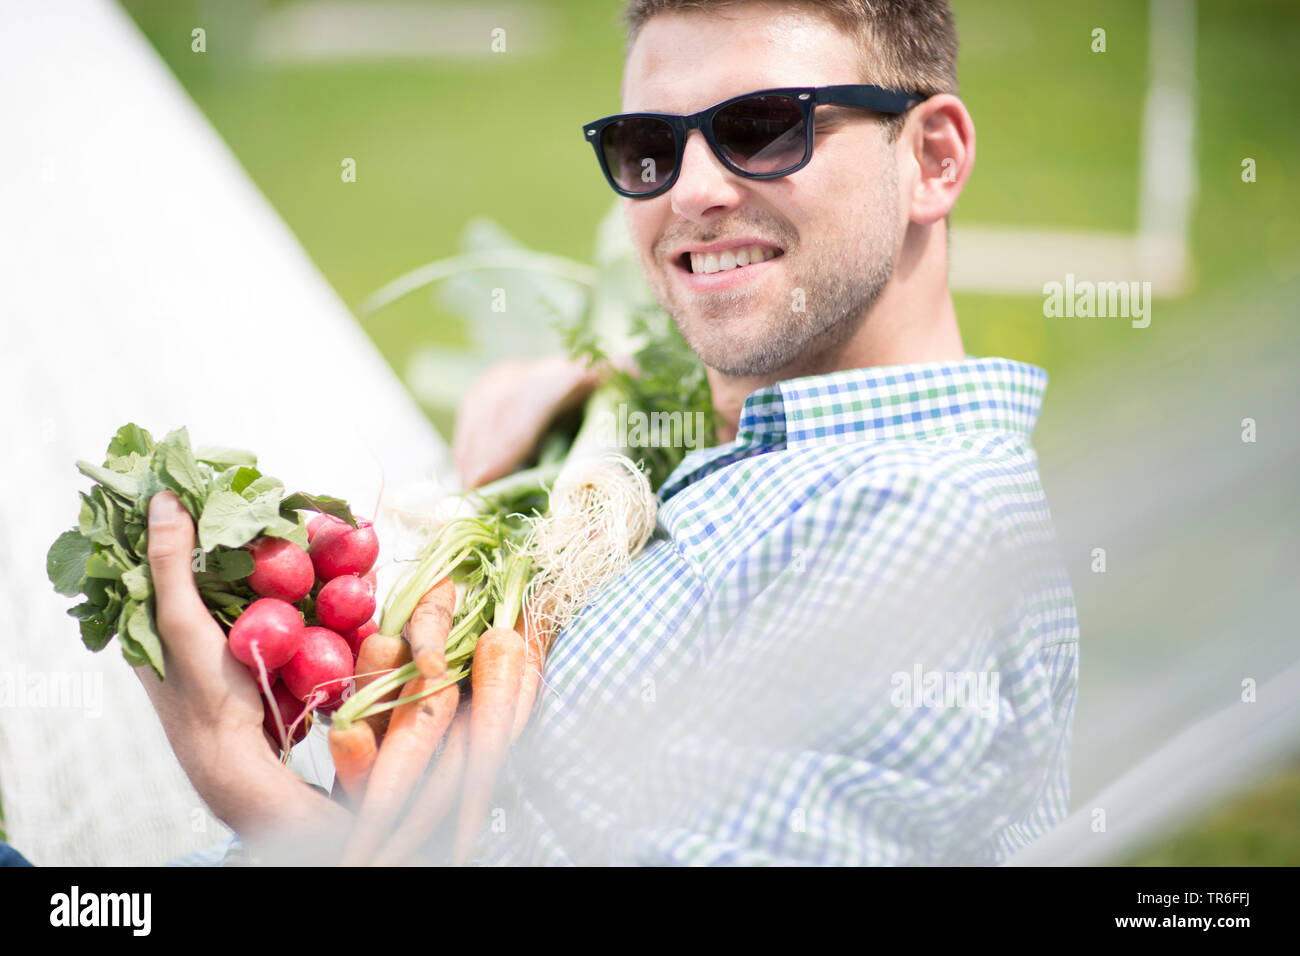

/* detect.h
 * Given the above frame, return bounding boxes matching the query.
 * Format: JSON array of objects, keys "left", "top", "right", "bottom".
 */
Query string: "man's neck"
[{"left": 709, "top": 228, "right": 965, "bottom": 443}]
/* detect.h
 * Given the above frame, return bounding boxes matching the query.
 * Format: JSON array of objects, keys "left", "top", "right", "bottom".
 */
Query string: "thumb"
[{"left": 147, "top": 491, "right": 207, "bottom": 629}]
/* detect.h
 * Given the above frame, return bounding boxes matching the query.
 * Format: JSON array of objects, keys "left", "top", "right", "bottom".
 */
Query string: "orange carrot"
[
  {"left": 510, "top": 611, "right": 552, "bottom": 743},
  {"left": 452, "top": 622, "right": 525, "bottom": 866},
  {"left": 371, "top": 707, "right": 470, "bottom": 866},
  {"left": 342, "top": 677, "right": 458, "bottom": 866},
  {"left": 405, "top": 576, "right": 455, "bottom": 680},
  {"left": 354, "top": 632, "right": 411, "bottom": 736},
  {"left": 329, "top": 721, "right": 377, "bottom": 804}
]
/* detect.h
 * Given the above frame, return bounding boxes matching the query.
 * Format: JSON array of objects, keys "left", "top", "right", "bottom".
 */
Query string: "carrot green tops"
[{"left": 482, "top": 356, "right": 1079, "bottom": 865}]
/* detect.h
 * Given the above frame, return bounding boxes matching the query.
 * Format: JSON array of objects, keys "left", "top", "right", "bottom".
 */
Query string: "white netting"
[{"left": 0, "top": 0, "right": 451, "bottom": 865}]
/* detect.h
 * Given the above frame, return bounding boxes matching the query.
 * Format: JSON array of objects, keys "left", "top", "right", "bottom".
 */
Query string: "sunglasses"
[{"left": 582, "top": 84, "right": 923, "bottom": 199}]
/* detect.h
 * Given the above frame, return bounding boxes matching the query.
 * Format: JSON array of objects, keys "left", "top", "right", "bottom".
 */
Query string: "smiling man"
[
  {"left": 615, "top": 5, "right": 964, "bottom": 431},
  {"left": 134, "top": 0, "right": 1079, "bottom": 867},
  {"left": 452, "top": 0, "right": 1080, "bottom": 865}
]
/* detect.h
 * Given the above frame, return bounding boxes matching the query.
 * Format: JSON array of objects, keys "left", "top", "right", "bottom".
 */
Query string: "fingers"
[
  {"left": 457, "top": 445, "right": 513, "bottom": 492},
  {"left": 453, "top": 393, "right": 508, "bottom": 490},
  {"left": 450, "top": 389, "right": 478, "bottom": 487},
  {"left": 147, "top": 491, "right": 209, "bottom": 638},
  {"left": 453, "top": 355, "right": 607, "bottom": 490},
  {"left": 454, "top": 360, "right": 538, "bottom": 490},
  {"left": 608, "top": 351, "right": 640, "bottom": 378},
  {"left": 451, "top": 365, "right": 506, "bottom": 489}
]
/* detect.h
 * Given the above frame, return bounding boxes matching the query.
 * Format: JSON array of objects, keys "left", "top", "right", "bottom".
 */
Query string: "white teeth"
[{"left": 689, "top": 245, "right": 779, "bottom": 274}]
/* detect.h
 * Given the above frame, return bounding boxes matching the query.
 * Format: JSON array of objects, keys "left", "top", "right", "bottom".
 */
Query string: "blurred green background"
[{"left": 116, "top": 0, "right": 1299, "bottom": 864}]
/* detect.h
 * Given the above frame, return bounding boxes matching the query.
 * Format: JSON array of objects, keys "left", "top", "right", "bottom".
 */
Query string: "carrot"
[
  {"left": 353, "top": 632, "right": 411, "bottom": 736},
  {"left": 329, "top": 720, "right": 377, "bottom": 804},
  {"left": 371, "top": 706, "right": 470, "bottom": 866},
  {"left": 509, "top": 611, "right": 552, "bottom": 743},
  {"left": 451, "top": 622, "right": 525, "bottom": 866},
  {"left": 342, "top": 677, "right": 458, "bottom": 866},
  {"left": 405, "top": 576, "right": 455, "bottom": 680}
]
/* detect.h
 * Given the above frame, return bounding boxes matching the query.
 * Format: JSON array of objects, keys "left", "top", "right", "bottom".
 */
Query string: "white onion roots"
[{"left": 523, "top": 453, "right": 658, "bottom": 638}]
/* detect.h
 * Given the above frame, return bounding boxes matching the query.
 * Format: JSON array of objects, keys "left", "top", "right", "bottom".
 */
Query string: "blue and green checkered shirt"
[{"left": 481, "top": 355, "right": 1078, "bottom": 865}]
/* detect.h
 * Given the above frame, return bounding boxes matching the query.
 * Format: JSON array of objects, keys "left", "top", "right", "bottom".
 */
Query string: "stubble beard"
[{"left": 651, "top": 169, "right": 901, "bottom": 379}]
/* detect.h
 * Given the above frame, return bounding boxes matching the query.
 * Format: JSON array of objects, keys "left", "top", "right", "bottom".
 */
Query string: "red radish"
[
  {"left": 280, "top": 626, "right": 354, "bottom": 708},
  {"left": 228, "top": 598, "right": 304, "bottom": 671},
  {"left": 247, "top": 536, "right": 314, "bottom": 602},
  {"left": 316, "top": 574, "right": 376, "bottom": 632},
  {"left": 307, "top": 513, "right": 346, "bottom": 543},
  {"left": 262, "top": 679, "right": 310, "bottom": 749},
  {"left": 310, "top": 517, "right": 379, "bottom": 581},
  {"left": 341, "top": 619, "right": 378, "bottom": 660}
]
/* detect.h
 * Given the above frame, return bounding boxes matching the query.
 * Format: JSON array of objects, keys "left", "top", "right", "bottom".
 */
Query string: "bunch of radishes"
[{"left": 229, "top": 514, "right": 383, "bottom": 753}]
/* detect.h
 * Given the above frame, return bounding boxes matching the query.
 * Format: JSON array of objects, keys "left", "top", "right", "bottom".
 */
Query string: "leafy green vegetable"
[
  {"left": 47, "top": 422, "right": 361, "bottom": 680},
  {"left": 127, "top": 600, "right": 165, "bottom": 678},
  {"left": 194, "top": 446, "right": 258, "bottom": 469},
  {"left": 260, "top": 515, "right": 310, "bottom": 550},
  {"left": 47, "top": 531, "right": 93, "bottom": 597},
  {"left": 241, "top": 475, "right": 284, "bottom": 499},
  {"left": 362, "top": 204, "right": 717, "bottom": 488},
  {"left": 280, "top": 492, "right": 357, "bottom": 527},
  {"left": 560, "top": 304, "right": 718, "bottom": 490},
  {"left": 121, "top": 565, "right": 152, "bottom": 603},
  {"left": 207, "top": 548, "right": 256, "bottom": 581},
  {"left": 155, "top": 428, "right": 208, "bottom": 505},
  {"left": 106, "top": 423, "right": 155, "bottom": 458},
  {"left": 198, "top": 490, "right": 279, "bottom": 550},
  {"left": 75, "top": 460, "right": 140, "bottom": 502}
]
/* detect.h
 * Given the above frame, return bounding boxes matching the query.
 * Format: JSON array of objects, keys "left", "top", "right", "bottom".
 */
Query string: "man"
[{"left": 140, "top": 0, "right": 1078, "bottom": 865}]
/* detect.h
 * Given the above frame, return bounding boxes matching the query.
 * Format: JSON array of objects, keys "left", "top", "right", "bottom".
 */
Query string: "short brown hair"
[{"left": 621, "top": 0, "right": 958, "bottom": 137}]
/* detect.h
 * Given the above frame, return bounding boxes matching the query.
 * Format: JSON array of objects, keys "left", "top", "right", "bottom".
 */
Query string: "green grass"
[
  {"left": 956, "top": 0, "right": 1147, "bottom": 231},
  {"left": 119, "top": 0, "right": 632, "bottom": 374},
  {"left": 116, "top": 0, "right": 1300, "bottom": 865},
  {"left": 1126, "top": 762, "right": 1300, "bottom": 865}
]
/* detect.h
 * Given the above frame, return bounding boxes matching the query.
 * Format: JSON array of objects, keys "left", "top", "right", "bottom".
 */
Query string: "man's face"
[{"left": 621, "top": 6, "right": 905, "bottom": 378}]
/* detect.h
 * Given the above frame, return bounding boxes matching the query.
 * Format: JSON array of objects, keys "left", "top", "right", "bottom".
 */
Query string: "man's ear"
[{"left": 902, "top": 94, "right": 975, "bottom": 226}]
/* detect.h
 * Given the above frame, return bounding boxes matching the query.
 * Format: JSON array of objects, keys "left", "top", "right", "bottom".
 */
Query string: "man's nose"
[{"left": 670, "top": 130, "right": 745, "bottom": 221}]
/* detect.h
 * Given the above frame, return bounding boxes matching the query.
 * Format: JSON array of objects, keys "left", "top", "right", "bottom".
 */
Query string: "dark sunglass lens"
[
  {"left": 600, "top": 117, "right": 677, "bottom": 194},
  {"left": 712, "top": 95, "right": 806, "bottom": 174}
]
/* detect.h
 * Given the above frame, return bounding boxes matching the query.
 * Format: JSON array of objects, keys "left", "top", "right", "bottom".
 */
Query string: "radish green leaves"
[{"left": 47, "top": 423, "right": 358, "bottom": 679}]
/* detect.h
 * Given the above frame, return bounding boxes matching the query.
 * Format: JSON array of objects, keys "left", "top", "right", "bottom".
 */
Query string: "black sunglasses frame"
[{"left": 582, "top": 84, "right": 924, "bottom": 199}]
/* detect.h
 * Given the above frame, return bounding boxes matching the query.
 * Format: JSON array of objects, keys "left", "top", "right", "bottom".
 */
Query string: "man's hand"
[
  {"left": 452, "top": 355, "right": 606, "bottom": 490},
  {"left": 137, "top": 491, "right": 346, "bottom": 846}
]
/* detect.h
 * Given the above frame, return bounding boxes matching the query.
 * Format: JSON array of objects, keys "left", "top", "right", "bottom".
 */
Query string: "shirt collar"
[{"left": 659, "top": 356, "right": 1048, "bottom": 501}]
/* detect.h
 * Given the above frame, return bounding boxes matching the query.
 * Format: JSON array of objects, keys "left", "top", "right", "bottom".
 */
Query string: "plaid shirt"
[{"left": 479, "top": 356, "right": 1079, "bottom": 865}]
